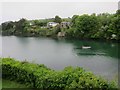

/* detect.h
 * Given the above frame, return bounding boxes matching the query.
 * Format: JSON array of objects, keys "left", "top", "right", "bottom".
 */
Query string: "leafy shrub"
[{"left": 1, "top": 58, "right": 117, "bottom": 89}]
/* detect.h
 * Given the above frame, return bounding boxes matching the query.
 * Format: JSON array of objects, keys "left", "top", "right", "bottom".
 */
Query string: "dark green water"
[{"left": 1, "top": 36, "right": 119, "bottom": 81}]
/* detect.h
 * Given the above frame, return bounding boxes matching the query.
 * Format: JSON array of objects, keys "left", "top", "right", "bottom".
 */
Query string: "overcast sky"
[{"left": 1, "top": 2, "right": 119, "bottom": 23}]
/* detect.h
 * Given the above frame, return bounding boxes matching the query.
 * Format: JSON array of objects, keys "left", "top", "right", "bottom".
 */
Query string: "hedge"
[{"left": 1, "top": 58, "right": 117, "bottom": 89}]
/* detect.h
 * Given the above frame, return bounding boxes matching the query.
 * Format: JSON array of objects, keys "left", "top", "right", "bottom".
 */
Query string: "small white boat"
[{"left": 82, "top": 46, "right": 91, "bottom": 49}]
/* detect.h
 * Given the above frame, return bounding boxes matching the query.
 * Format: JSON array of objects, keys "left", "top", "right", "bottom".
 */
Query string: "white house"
[{"left": 47, "top": 22, "right": 59, "bottom": 28}]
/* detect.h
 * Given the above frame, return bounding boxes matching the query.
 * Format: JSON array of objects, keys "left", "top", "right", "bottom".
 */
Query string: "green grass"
[{"left": 2, "top": 79, "right": 28, "bottom": 88}]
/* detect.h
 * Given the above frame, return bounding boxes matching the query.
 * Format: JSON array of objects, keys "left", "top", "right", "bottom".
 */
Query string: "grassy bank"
[{"left": 1, "top": 58, "right": 118, "bottom": 89}]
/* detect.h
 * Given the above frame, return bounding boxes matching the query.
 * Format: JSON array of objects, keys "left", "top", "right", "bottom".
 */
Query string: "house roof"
[
  {"left": 61, "top": 22, "right": 70, "bottom": 24},
  {"left": 48, "top": 22, "right": 58, "bottom": 24}
]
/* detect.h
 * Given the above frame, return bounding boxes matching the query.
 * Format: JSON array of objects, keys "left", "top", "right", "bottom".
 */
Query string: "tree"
[
  {"left": 2, "top": 21, "right": 14, "bottom": 30},
  {"left": 54, "top": 15, "right": 62, "bottom": 23},
  {"left": 34, "top": 20, "right": 40, "bottom": 26},
  {"left": 96, "top": 13, "right": 113, "bottom": 39},
  {"left": 109, "top": 14, "right": 120, "bottom": 40},
  {"left": 116, "top": 9, "right": 120, "bottom": 15},
  {"left": 75, "top": 14, "right": 99, "bottom": 38},
  {"left": 1, "top": 21, "right": 16, "bottom": 35},
  {"left": 15, "top": 18, "right": 27, "bottom": 34},
  {"left": 71, "top": 15, "right": 79, "bottom": 27}
]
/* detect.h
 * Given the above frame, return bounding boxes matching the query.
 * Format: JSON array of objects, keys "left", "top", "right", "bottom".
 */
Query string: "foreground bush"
[{"left": 1, "top": 58, "right": 117, "bottom": 89}]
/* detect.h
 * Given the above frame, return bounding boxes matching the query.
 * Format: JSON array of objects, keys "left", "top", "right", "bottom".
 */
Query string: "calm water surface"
[{"left": 1, "top": 36, "right": 119, "bottom": 80}]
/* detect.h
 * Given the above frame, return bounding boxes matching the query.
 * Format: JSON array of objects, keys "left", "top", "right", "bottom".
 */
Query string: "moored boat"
[{"left": 82, "top": 46, "right": 91, "bottom": 49}]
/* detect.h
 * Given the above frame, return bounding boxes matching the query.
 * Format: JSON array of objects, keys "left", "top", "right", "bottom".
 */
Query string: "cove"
[{"left": 1, "top": 36, "right": 119, "bottom": 81}]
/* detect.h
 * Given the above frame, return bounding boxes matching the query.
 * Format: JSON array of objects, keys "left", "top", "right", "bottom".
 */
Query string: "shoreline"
[{"left": 1, "top": 34, "right": 120, "bottom": 43}]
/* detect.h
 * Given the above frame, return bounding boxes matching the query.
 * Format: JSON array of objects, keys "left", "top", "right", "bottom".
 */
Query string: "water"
[{"left": 1, "top": 36, "right": 119, "bottom": 81}]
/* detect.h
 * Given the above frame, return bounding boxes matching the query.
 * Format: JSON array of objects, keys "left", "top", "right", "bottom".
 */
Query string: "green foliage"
[
  {"left": 116, "top": 9, "right": 120, "bottom": 15},
  {"left": 15, "top": 18, "right": 27, "bottom": 31},
  {"left": 33, "top": 20, "right": 47, "bottom": 26},
  {"left": 2, "top": 21, "right": 15, "bottom": 35},
  {"left": 74, "top": 14, "right": 99, "bottom": 38},
  {"left": 65, "top": 28, "right": 76, "bottom": 38},
  {"left": 2, "top": 58, "right": 117, "bottom": 89},
  {"left": 2, "top": 79, "right": 29, "bottom": 88},
  {"left": 66, "top": 12, "right": 120, "bottom": 40},
  {"left": 54, "top": 15, "right": 62, "bottom": 23},
  {"left": 109, "top": 14, "right": 120, "bottom": 40},
  {"left": 62, "top": 17, "right": 71, "bottom": 22},
  {"left": 71, "top": 15, "right": 79, "bottom": 27}
]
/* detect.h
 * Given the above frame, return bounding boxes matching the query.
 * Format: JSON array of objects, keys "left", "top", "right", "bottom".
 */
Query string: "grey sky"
[{"left": 1, "top": 2, "right": 118, "bottom": 23}]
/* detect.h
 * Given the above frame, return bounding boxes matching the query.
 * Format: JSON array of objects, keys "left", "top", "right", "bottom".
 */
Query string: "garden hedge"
[{"left": 1, "top": 58, "right": 117, "bottom": 89}]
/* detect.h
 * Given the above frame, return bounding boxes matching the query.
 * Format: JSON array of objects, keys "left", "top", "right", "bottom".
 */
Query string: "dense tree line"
[
  {"left": 66, "top": 10, "right": 120, "bottom": 40},
  {"left": 1, "top": 10, "right": 120, "bottom": 40}
]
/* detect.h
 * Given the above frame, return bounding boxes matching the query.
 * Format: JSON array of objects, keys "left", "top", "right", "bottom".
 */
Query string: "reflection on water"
[
  {"left": 1, "top": 36, "right": 119, "bottom": 81},
  {"left": 71, "top": 39, "right": 119, "bottom": 59},
  {"left": 74, "top": 47, "right": 107, "bottom": 56},
  {"left": 77, "top": 52, "right": 106, "bottom": 56}
]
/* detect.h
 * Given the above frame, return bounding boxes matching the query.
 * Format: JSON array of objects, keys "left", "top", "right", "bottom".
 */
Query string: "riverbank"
[
  {"left": 1, "top": 58, "right": 118, "bottom": 89},
  {"left": 1, "top": 10, "right": 120, "bottom": 41},
  {"left": 1, "top": 34, "right": 120, "bottom": 44}
]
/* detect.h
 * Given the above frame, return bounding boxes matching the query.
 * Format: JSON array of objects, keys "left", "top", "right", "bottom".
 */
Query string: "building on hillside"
[
  {"left": 47, "top": 22, "right": 59, "bottom": 28},
  {"left": 60, "top": 22, "right": 71, "bottom": 29}
]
